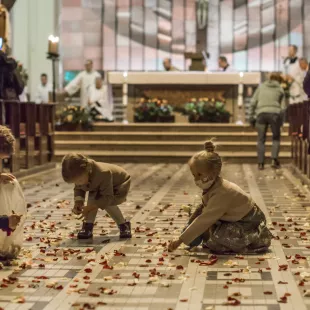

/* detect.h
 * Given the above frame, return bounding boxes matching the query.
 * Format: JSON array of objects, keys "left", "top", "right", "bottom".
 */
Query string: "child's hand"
[
  {"left": 0, "top": 173, "right": 15, "bottom": 184},
  {"left": 168, "top": 239, "right": 182, "bottom": 252},
  {"left": 72, "top": 201, "right": 84, "bottom": 215},
  {"left": 79, "top": 204, "right": 98, "bottom": 220},
  {"left": 8, "top": 214, "right": 21, "bottom": 230}
]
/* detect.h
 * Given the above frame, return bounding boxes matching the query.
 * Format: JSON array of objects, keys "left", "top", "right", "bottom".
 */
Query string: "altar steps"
[
  {"left": 55, "top": 131, "right": 290, "bottom": 142},
  {"left": 54, "top": 150, "right": 291, "bottom": 164},
  {"left": 55, "top": 140, "right": 291, "bottom": 153},
  {"left": 89, "top": 123, "right": 289, "bottom": 133},
  {"left": 54, "top": 123, "right": 291, "bottom": 163}
]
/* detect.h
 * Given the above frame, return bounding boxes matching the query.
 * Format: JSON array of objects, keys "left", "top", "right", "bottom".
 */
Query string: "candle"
[
  {"left": 48, "top": 35, "right": 59, "bottom": 55},
  {"left": 238, "top": 72, "right": 244, "bottom": 107},
  {"left": 122, "top": 71, "right": 128, "bottom": 106}
]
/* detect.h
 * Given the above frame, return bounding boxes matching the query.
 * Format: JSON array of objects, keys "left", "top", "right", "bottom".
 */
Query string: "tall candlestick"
[{"left": 48, "top": 35, "right": 59, "bottom": 55}]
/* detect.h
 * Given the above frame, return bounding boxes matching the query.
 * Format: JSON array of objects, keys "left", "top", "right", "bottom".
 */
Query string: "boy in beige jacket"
[
  {"left": 62, "top": 154, "right": 131, "bottom": 239},
  {"left": 168, "top": 141, "right": 272, "bottom": 254}
]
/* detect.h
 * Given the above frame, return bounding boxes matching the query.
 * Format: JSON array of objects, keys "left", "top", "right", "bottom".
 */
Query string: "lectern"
[{"left": 184, "top": 52, "right": 205, "bottom": 71}]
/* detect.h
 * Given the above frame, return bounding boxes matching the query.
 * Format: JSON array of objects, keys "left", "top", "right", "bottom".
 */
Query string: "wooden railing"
[
  {"left": 288, "top": 101, "right": 310, "bottom": 177},
  {"left": 0, "top": 101, "right": 56, "bottom": 173}
]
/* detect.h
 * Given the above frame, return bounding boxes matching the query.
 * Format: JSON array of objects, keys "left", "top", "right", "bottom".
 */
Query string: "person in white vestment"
[
  {"left": 282, "top": 45, "right": 303, "bottom": 104},
  {"left": 218, "top": 56, "right": 234, "bottom": 72},
  {"left": 64, "top": 59, "right": 101, "bottom": 107},
  {"left": 35, "top": 73, "right": 52, "bottom": 104},
  {"left": 87, "top": 76, "right": 114, "bottom": 122},
  {"left": 283, "top": 45, "right": 299, "bottom": 76},
  {"left": 288, "top": 58, "right": 308, "bottom": 103}
]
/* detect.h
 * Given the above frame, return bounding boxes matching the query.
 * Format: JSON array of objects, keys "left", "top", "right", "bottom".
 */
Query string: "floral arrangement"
[
  {"left": 134, "top": 98, "right": 174, "bottom": 122},
  {"left": 181, "top": 98, "right": 230, "bottom": 123},
  {"left": 16, "top": 62, "right": 29, "bottom": 85},
  {"left": 57, "top": 106, "right": 93, "bottom": 130},
  {"left": 280, "top": 81, "right": 292, "bottom": 99}
]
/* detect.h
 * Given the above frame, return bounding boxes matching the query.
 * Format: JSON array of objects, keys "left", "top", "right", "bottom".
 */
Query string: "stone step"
[
  {"left": 55, "top": 131, "right": 290, "bottom": 142},
  {"left": 54, "top": 150, "right": 291, "bottom": 163},
  {"left": 55, "top": 140, "right": 291, "bottom": 152},
  {"left": 89, "top": 123, "right": 290, "bottom": 133}
]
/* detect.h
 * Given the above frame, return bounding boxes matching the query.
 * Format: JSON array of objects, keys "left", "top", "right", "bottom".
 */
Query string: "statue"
[{"left": 0, "top": 4, "right": 11, "bottom": 50}]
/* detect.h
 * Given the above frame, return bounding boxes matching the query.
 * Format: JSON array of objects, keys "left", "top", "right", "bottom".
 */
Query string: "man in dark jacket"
[
  {"left": 0, "top": 48, "right": 24, "bottom": 100},
  {"left": 304, "top": 69, "right": 310, "bottom": 98}
]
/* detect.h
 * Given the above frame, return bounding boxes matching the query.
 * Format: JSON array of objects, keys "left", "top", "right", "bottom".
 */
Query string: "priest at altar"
[{"left": 64, "top": 59, "right": 101, "bottom": 107}]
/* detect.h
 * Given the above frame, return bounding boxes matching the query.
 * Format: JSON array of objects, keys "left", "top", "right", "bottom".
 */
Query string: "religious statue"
[
  {"left": 196, "top": 0, "right": 208, "bottom": 30},
  {"left": 0, "top": 4, "right": 11, "bottom": 49}
]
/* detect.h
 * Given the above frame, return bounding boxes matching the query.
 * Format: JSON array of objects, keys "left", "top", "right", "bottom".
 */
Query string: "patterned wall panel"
[
  {"left": 220, "top": 0, "right": 233, "bottom": 65},
  {"left": 207, "top": 0, "right": 220, "bottom": 70},
  {"left": 261, "top": 0, "right": 276, "bottom": 71},
  {"left": 233, "top": 0, "right": 247, "bottom": 71},
  {"left": 61, "top": 0, "right": 309, "bottom": 74},
  {"left": 130, "top": 0, "right": 144, "bottom": 70},
  {"left": 247, "top": 0, "right": 261, "bottom": 71},
  {"left": 171, "top": 0, "right": 185, "bottom": 70},
  {"left": 275, "top": 0, "right": 289, "bottom": 71}
]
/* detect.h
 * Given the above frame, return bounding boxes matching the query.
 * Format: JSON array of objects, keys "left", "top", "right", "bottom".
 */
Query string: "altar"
[{"left": 108, "top": 72, "right": 262, "bottom": 123}]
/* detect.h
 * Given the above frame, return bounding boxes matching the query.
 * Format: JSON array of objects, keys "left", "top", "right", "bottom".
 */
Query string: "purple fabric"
[{"left": 304, "top": 71, "right": 310, "bottom": 98}]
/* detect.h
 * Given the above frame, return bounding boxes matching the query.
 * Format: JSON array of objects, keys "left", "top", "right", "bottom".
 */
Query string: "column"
[{"left": 11, "top": 0, "right": 59, "bottom": 100}]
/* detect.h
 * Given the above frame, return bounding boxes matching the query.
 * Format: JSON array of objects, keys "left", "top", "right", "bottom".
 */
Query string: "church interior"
[{"left": 0, "top": 0, "right": 310, "bottom": 309}]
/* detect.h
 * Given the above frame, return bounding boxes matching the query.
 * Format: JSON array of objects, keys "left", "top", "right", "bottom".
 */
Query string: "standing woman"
[{"left": 249, "top": 72, "right": 285, "bottom": 170}]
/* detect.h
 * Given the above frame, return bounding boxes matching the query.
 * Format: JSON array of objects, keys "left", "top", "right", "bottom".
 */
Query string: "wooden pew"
[
  {"left": 0, "top": 101, "right": 21, "bottom": 172},
  {"left": 36, "top": 103, "right": 56, "bottom": 165},
  {"left": 288, "top": 101, "right": 310, "bottom": 178},
  {"left": 20, "top": 102, "right": 36, "bottom": 169},
  {"left": 0, "top": 100, "right": 55, "bottom": 175}
]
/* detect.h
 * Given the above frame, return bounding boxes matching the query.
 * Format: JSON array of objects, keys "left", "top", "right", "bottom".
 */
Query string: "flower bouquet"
[
  {"left": 56, "top": 106, "right": 93, "bottom": 131},
  {"left": 134, "top": 98, "right": 175, "bottom": 123},
  {"left": 181, "top": 98, "right": 230, "bottom": 123},
  {"left": 280, "top": 81, "right": 292, "bottom": 99}
]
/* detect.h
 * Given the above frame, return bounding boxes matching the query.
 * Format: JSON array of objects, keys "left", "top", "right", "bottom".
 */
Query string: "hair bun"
[{"left": 204, "top": 140, "right": 215, "bottom": 153}]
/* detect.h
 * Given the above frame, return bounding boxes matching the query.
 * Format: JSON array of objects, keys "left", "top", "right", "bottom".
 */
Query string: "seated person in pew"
[
  {"left": 168, "top": 140, "right": 272, "bottom": 254},
  {"left": 61, "top": 153, "right": 131, "bottom": 240}
]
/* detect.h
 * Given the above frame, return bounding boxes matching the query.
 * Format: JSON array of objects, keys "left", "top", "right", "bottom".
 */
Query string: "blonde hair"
[
  {"left": 0, "top": 125, "right": 15, "bottom": 155},
  {"left": 189, "top": 140, "right": 222, "bottom": 178},
  {"left": 61, "top": 153, "right": 92, "bottom": 183}
]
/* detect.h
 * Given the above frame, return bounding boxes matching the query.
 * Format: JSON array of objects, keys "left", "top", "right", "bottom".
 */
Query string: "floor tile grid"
[
  {"left": 1, "top": 164, "right": 169, "bottom": 310},
  {"left": 43, "top": 164, "right": 176, "bottom": 310},
  {"left": 49, "top": 164, "right": 185, "bottom": 310},
  {"left": 1, "top": 164, "right": 309, "bottom": 310},
  {"left": 243, "top": 164, "right": 308, "bottom": 310}
]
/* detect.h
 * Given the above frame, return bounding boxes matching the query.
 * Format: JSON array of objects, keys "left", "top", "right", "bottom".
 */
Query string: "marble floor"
[{"left": 0, "top": 163, "right": 310, "bottom": 310}]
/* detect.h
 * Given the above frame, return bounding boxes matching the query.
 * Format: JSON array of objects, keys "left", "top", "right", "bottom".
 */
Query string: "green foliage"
[
  {"left": 134, "top": 98, "right": 174, "bottom": 122},
  {"left": 59, "top": 106, "right": 92, "bottom": 125},
  {"left": 182, "top": 98, "right": 230, "bottom": 123}
]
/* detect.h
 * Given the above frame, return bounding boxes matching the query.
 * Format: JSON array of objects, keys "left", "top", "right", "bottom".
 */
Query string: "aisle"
[{"left": 0, "top": 164, "right": 309, "bottom": 310}]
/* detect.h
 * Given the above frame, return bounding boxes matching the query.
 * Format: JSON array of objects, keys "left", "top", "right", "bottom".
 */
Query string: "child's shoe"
[
  {"left": 78, "top": 222, "right": 94, "bottom": 239},
  {"left": 119, "top": 221, "right": 132, "bottom": 239}
]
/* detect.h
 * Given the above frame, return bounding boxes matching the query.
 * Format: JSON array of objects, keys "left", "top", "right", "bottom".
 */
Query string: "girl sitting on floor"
[{"left": 168, "top": 140, "right": 272, "bottom": 254}]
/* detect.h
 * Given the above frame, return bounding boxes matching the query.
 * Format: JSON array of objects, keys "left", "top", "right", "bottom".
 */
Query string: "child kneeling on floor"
[
  {"left": 168, "top": 140, "right": 272, "bottom": 254},
  {"left": 62, "top": 153, "right": 131, "bottom": 239},
  {"left": 0, "top": 126, "right": 22, "bottom": 235}
]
